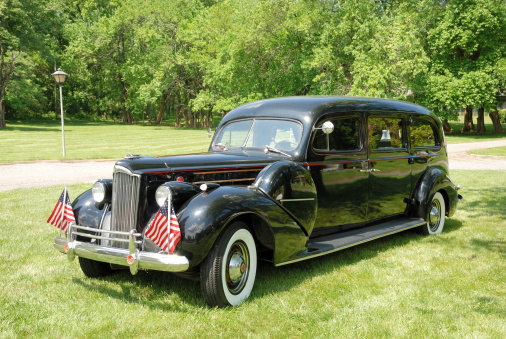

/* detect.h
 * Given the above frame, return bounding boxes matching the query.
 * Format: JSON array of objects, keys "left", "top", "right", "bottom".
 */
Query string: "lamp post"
[{"left": 52, "top": 68, "right": 68, "bottom": 156}]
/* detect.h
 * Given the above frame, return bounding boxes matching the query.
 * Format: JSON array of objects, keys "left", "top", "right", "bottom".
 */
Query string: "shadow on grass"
[
  {"left": 253, "top": 221, "right": 463, "bottom": 299},
  {"left": 69, "top": 218, "right": 464, "bottom": 310},
  {"left": 72, "top": 269, "right": 203, "bottom": 310},
  {"left": 461, "top": 186, "right": 506, "bottom": 219}
]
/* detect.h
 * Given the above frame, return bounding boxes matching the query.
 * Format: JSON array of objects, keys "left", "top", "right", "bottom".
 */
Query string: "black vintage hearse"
[{"left": 53, "top": 97, "right": 461, "bottom": 307}]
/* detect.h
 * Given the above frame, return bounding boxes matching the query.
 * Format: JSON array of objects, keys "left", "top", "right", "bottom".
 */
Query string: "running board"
[{"left": 276, "top": 217, "right": 425, "bottom": 266}]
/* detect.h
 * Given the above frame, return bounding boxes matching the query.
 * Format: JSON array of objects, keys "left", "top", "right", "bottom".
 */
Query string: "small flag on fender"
[
  {"left": 47, "top": 187, "right": 76, "bottom": 233},
  {"left": 145, "top": 198, "right": 181, "bottom": 254}
]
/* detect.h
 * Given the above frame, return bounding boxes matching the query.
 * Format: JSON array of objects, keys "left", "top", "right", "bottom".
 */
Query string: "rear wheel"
[
  {"left": 200, "top": 222, "right": 257, "bottom": 307},
  {"left": 420, "top": 192, "right": 446, "bottom": 235},
  {"left": 78, "top": 257, "right": 113, "bottom": 278}
]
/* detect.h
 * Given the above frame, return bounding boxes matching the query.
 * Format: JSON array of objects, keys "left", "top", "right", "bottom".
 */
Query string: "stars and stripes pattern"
[
  {"left": 144, "top": 198, "right": 181, "bottom": 254},
  {"left": 47, "top": 188, "right": 75, "bottom": 233}
]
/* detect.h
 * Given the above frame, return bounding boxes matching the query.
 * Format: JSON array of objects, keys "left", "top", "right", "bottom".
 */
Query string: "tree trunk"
[
  {"left": 475, "top": 105, "right": 486, "bottom": 133},
  {"left": 156, "top": 91, "right": 168, "bottom": 125},
  {"left": 119, "top": 76, "right": 132, "bottom": 124},
  {"left": 442, "top": 119, "right": 453, "bottom": 133},
  {"left": 0, "top": 99, "right": 5, "bottom": 128},
  {"left": 489, "top": 109, "right": 504, "bottom": 133},
  {"left": 460, "top": 105, "right": 475, "bottom": 132}
]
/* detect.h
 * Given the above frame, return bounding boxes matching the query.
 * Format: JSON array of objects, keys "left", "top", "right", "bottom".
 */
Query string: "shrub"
[{"left": 498, "top": 109, "right": 506, "bottom": 123}]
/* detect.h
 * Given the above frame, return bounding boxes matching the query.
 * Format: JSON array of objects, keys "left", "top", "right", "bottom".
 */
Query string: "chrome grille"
[{"left": 111, "top": 166, "right": 141, "bottom": 248}]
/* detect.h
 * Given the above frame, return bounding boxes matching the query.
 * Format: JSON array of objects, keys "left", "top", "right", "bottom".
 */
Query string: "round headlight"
[
  {"left": 155, "top": 185, "right": 171, "bottom": 206},
  {"left": 92, "top": 181, "right": 106, "bottom": 203}
]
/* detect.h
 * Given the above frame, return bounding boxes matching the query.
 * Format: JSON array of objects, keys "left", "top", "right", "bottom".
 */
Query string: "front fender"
[
  {"left": 255, "top": 161, "right": 317, "bottom": 235},
  {"left": 412, "top": 168, "right": 459, "bottom": 220},
  {"left": 72, "top": 188, "right": 107, "bottom": 229},
  {"left": 174, "top": 185, "right": 308, "bottom": 268}
]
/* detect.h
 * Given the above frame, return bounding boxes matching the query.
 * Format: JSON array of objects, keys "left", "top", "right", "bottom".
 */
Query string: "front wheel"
[
  {"left": 200, "top": 222, "right": 257, "bottom": 307},
  {"left": 78, "top": 257, "right": 113, "bottom": 278},
  {"left": 420, "top": 192, "right": 446, "bottom": 235}
]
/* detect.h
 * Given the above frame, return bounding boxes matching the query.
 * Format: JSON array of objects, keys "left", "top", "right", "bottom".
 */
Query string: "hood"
[{"left": 114, "top": 150, "right": 284, "bottom": 176}]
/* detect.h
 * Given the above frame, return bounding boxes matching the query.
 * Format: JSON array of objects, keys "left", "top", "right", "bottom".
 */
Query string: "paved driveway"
[{"left": 1, "top": 139, "right": 505, "bottom": 192}]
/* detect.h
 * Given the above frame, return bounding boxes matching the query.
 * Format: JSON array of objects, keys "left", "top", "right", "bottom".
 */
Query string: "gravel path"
[
  {"left": 447, "top": 139, "right": 506, "bottom": 171},
  {"left": 1, "top": 140, "right": 504, "bottom": 192}
]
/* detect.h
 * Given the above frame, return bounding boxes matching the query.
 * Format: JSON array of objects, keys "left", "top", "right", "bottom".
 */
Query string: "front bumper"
[{"left": 54, "top": 223, "right": 189, "bottom": 274}]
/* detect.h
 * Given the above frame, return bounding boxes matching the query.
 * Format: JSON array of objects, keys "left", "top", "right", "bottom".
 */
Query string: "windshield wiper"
[{"left": 264, "top": 145, "right": 292, "bottom": 158}]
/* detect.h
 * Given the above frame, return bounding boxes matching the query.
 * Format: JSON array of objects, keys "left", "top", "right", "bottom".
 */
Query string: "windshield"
[{"left": 213, "top": 119, "right": 302, "bottom": 151}]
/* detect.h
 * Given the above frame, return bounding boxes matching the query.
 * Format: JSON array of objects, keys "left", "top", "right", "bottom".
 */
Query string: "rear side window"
[
  {"left": 312, "top": 117, "right": 362, "bottom": 153},
  {"left": 368, "top": 117, "right": 405, "bottom": 150},
  {"left": 410, "top": 118, "right": 439, "bottom": 148}
]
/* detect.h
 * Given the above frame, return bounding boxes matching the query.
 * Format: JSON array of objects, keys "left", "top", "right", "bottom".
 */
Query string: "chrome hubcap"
[
  {"left": 226, "top": 241, "right": 249, "bottom": 295},
  {"left": 429, "top": 199, "right": 441, "bottom": 232},
  {"left": 228, "top": 252, "right": 246, "bottom": 283}
]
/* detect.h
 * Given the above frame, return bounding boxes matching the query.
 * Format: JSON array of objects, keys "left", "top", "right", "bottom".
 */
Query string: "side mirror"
[{"left": 321, "top": 121, "right": 334, "bottom": 135}]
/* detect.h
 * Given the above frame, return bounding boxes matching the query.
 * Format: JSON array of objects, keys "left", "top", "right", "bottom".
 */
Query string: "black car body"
[{"left": 53, "top": 97, "right": 462, "bottom": 307}]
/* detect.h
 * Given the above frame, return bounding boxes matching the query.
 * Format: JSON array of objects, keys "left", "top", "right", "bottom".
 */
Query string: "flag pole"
[
  {"left": 59, "top": 186, "right": 67, "bottom": 237},
  {"left": 166, "top": 196, "right": 171, "bottom": 253}
]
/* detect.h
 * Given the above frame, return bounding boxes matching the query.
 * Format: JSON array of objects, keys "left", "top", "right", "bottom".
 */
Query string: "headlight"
[
  {"left": 92, "top": 181, "right": 106, "bottom": 203},
  {"left": 155, "top": 185, "right": 171, "bottom": 206}
]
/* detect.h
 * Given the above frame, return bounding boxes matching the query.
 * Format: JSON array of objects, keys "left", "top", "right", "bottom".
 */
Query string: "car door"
[
  {"left": 307, "top": 114, "right": 369, "bottom": 236},
  {"left": 366, "top": 115, "right": 412, "bottom": 222},
  {"left": 409, "top": 117, "right": 444, "bottom": 188}
]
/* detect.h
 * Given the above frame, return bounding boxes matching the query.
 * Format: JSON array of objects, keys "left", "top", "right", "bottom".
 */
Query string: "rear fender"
[{"left": 412, "top": 168, "right": 459, "bottom": 219}]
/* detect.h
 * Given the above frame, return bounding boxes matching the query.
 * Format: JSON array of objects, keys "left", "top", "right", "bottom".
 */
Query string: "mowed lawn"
[
  {"left": 0, "top": 170, "right": 504, "bottom": 338},
  {"left": 1, "top": 120, "right": 213, "bottom": 162},
  {"left": 1, "top": 117, "right": 505, "bottom": 163}
]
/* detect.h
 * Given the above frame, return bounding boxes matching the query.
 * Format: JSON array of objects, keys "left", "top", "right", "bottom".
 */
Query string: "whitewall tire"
[
  {"left": 421, "top": 192, "right": 446, "bottom": 235},
  {"left": 200, "top": 222, "right": 257, "bottom": 307}
]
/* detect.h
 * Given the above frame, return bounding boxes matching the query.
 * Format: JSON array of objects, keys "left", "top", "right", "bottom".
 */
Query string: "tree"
[
  {"left": 425, "top": 0, "right": 506, "bottom": 132},
  {"left": 349, "top": 0, "right": 430, "bottom": 101}
]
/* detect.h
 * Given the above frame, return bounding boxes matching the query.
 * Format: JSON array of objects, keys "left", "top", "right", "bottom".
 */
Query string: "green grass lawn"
[
  {"left": 0, "top": 170, "right": 504, "bottom": 338},
  {"left": 1, "top": 120, "right": 212, "bottom": 162},
  {"left": 445, "top": 115, "right": 506, "bottom": 144},
  {"left": 1, "top": 117, "right": 505, "bottom": 163},
  {"left": 469, "top": 146, "right": 506, "bottom": 157}
]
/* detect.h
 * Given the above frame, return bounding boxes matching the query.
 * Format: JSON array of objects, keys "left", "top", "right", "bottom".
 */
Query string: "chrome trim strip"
[
  {"left": 72, "top": 231, "right": 142, "bottom": 244},
  {"left": 279, "top": 198, "right": 315, "bottom": 202},
  {"left": 73, "top": 225, "right": 141, "bottom": 236},
  {"left": 53, "top": 236, "right": 189, "bottom": 273}
]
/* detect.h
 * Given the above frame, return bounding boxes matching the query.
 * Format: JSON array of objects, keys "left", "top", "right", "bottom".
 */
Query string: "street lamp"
[{"left": 52, "top": 68, "right": 68, "bottom": 156}]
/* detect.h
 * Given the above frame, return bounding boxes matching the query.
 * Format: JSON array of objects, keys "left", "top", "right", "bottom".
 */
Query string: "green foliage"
[
  {"left": 2, "top": 0, "right": 506, "bottom": 128},
  {"left": 498, "top": 109, "right": 506, "bottom": 123},
  {"left": 424, "top": 0, "right": 506, "bottom": 114}
]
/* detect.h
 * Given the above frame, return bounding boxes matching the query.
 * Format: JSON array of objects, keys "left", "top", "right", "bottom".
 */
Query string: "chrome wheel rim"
[
  {"left": 429, "top": 199, "right": 441, "bottom": 232},
  {"left": 226, "top": 241, "right": 249, "bottom": 295}
]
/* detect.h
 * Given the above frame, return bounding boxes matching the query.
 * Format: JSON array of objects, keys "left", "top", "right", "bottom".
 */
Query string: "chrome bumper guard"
[{"left": 53, "top": 223, "right": 189, "bottom": 274}]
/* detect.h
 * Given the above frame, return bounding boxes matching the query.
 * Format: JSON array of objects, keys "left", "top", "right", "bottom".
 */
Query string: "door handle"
[
  {"left": 359, "top": 169, "right": 380, "bottom": 173},
  {"left": 408, "top": 157, "right": 414, "bottom": 165}
]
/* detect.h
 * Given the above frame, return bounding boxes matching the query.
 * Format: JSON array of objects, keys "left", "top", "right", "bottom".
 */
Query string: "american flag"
[
  {"left": 145, "top": 198, "right": 181, "bottom": 254},
  {"left": 47, "top": 188, "right": 75, "bottom": 233}
]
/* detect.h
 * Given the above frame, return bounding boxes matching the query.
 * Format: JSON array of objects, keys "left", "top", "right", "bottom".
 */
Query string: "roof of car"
[{"left": 220, "top": 96, "right": 432, "bottom": 127}]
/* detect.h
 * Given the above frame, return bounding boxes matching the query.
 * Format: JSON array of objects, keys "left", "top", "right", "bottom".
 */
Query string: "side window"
[
  {"left": 312, "top": 117, "right": 362, "bottom": 153},
  {"left": 368, "top": 117, "right": 405, "bottom": 150},
  {"left": 410, "top": 118, "right": 439, "bottom": 148}
]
